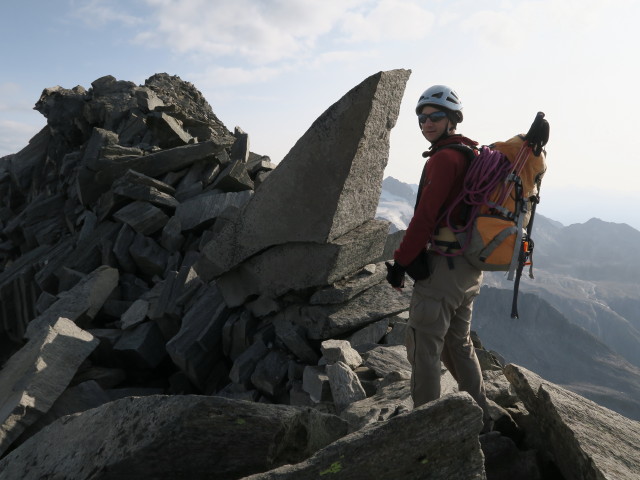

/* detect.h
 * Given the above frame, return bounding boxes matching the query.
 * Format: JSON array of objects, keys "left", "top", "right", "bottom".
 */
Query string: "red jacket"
[{"left": 394, "top": 134, "right": 478, "bottom": 267}]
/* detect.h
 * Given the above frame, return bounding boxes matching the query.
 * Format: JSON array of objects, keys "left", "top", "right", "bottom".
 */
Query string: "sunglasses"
[{"left": 417, "top": 111, "right": 448, "bottom": 124}]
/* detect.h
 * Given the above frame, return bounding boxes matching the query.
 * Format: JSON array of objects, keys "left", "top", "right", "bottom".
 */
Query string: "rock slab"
[
  {"left": 242, "top": 392, "right": 486, "bottom": 480},
  {"left": 202, "top": 69, "right": 411, "bottom": 276},
  {"left": 0, "top": 317, "right": 98, "bottom": 456},
  {"left": 504, "top": 363, "right": 640, "bottom": 480},
  {"left": 0, "top": 395, "right": 348, "bottom": 480}
]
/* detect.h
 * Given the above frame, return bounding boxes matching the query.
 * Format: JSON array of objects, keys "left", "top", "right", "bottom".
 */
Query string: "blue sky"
[{"left": 2, "top": 0, "right": 640, "bottom": 230}]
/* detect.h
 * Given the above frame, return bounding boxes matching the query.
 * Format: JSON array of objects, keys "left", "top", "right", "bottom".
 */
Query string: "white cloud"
[
  {"left": 190, "top": 65, "right": 284, "bottom": 87},
  {"left": 307, "top": 49, "right": 377, "bottom": 70},
  {"left": 134, "top": 0, "right": 362, "bottom": 64},
  {"left": 69, "top": 0, "right": 143, "bottom": 28},
  {"left": 339, "top": 0, "right": 435, "bottom": 43},
  {"left": 459, "top": 9, "right": 525, "bottom": 50},
  {"left": 132, "top": 0, "right": 434, "bottom": 64},
  {"left": 456, "top": 0, "right": 618, "bottom": 51}
]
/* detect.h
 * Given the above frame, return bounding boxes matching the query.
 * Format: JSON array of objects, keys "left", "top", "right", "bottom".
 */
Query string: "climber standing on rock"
[{"left": 385, "top": 85, "right": 492, "bottom": 432}]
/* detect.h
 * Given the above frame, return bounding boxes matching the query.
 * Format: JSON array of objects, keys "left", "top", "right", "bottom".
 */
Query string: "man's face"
[{"left": 419, "top": 105, "right": 450, "bottom": 143}]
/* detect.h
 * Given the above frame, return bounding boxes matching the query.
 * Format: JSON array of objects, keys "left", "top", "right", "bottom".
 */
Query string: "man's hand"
[{"left": 385, "top": 261, "right": 406, "bottom": 289}]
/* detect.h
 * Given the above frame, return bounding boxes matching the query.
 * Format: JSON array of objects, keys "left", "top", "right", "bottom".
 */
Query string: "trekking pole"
[
  {"left": 510, "top": 190, "right": 540, "bottom": 319},
  {"left": 510, "top": 254, "right": 525, "bottom": 318}
]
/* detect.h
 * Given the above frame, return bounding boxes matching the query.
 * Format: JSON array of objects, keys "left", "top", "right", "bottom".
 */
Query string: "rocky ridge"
[{"left": 0, "top": 70, "right": 638, "bottom": 479}]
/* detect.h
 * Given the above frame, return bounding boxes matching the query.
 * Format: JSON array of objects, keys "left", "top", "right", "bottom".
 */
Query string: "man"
[{"left": 386, "top": 85, "right": 491, "bottom": 431}]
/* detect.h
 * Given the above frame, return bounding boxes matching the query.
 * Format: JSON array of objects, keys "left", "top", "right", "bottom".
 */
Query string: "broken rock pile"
[{"left": 0, "top": 69, "right": 417, "bottom": 449}]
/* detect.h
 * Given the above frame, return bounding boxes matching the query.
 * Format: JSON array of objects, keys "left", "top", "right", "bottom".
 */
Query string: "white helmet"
[{"left": 415, "top": 85, "right": 463, "bottom": 123}]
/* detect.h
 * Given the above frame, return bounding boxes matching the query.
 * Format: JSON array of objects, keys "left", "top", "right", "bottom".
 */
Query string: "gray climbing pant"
[{"left": 404, "top": 251, "right": 490, "bottom": 422}]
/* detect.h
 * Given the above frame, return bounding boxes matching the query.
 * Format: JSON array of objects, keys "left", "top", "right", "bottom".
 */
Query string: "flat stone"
[
  {"left": 112, "top": 181, "right": 179, "bottom": 210},
  {"left": 26, "top": 265, "right": 119, "bottom": 335},
  {"left": 272, "top": 316, "right": 319, "bottom": 365},
  {"left": 113, "top": 201, "right": 169, "bottom": 235},
  {"left": 340, "top": 380, "right": 413, "bottom": 432},
  {"left": 119, "top": 298, "right": 149, "bottom": 330},
  {"left": 326, "top": 361, "right": 367, "bottom": 412},
  {"left": 211, "top": 159, "right": 254, "bottom": 192},
  {"left": 78, "top": 138, "right": 225, "bottom": 205},
  {"left": 166, "top": 284, "right": 232, "bottom": 390},
  {"left": 216, "top": 220, "right": 389, "bottom": 307},
  {"left": 246, "top": 157, "right": 276, "bottom": 177},
  {"left": 362, "top": 344, "right": 411, "bottom": 379},
  {"left": 383, "top": 319, "right": 408, "bottom": 346},
  {"left": 243, "top": 392, "right": 485, "bottom": 480},
  {"left": 0, "top": 317, "right": 98, "bottom": 456},
  {"left": 504, "top": 363, "right": 640, "bottom": 480},
  {"left": 348, "top": 318, "right": 389, "bottom": 347},
  {"left": 302, "top": 366, "right": 333, "bottom": 404},
  {"left": 0, "top": 395, "right": 348, "bottom": 480},
  {"left": 279, "top": 280, "right": 413, "bottom": 340},
  {"left": 146, "top": 111, "right": 193, "bottom": 149},
  {"left": 320, "top": 340, "right": 362, "bottom": 369},
  {"left": 310, "top": 262, "right": 386, "bottom": 305},
  {"left": 175, "top": 190, "right": 252, "bottom": 231},
  {"left": 483, "top": 370, "right": 519, "bottom": 408}
]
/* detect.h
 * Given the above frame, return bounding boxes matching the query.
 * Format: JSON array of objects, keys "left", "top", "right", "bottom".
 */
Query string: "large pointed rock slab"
[
  {"left": 202, "top": 69, "right": 411, "bottom": 276},
  {"left": 0, "top": 395, "right": 348, "bottom": 480},
  {"left": 243, "top": 392, "right": 486, "bottom": 480},
  {"left": 0, "top": 317, "right": 98, "bottom": 457},
  {"left": 504, "top": 363, "right": 640, "bottom": 480}
]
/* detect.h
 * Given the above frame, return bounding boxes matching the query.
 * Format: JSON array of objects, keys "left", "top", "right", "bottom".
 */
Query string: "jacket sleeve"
[{"left": 393, "top": 152, "right": 462, "bottom": 267}]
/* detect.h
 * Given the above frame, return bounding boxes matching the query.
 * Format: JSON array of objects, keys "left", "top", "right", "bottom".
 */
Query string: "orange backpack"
[{"left": 440, "top": 112, "right": 549, "bottom": 317}]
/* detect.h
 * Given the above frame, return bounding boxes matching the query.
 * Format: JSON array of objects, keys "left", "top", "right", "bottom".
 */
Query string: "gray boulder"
[
  {"left": 0, "top": 395, "right": 348, "bottom": 480},
  {"left": 326, "top": 361, "right": 367, "bottom": 412},
  {"left": 216, "top": 219, "right": 389, "bottom": 307},
  {"left": 339, "top": 379, "right": 413, "bottom": 432},
  {"left": 274, "top": 280, "right": 413, "bottom": 340},
  {"left": 243, "top": 392, "right": 486, "bottom": 480},
  {"left": 504, "top": 363, "right": 640, "bottom": 480},
  {"left": 0, "top": 317, "right": 98, "bottom": 456}
]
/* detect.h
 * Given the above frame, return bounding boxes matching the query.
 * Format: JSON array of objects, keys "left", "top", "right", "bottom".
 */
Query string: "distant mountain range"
[{"left": 377, "top": 176, "right": 640, "bottom": 420}]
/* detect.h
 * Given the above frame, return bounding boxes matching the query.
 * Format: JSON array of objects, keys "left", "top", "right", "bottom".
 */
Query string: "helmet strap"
[{"left": 432, "top": 120, "right": 455, "bottom": 144}]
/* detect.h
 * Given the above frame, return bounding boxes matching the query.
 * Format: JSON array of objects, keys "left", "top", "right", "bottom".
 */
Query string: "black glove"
[{"left": 385, "top": 261, "right": 406, "bottom": 288}]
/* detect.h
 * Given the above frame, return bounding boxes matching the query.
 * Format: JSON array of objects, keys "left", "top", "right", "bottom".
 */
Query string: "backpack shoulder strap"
[
  {"left": 438, "top": 143, "right": 477, "bottom": 162},
  {"left": 415, "top": 143, "right": 477, "bottom": 211}
]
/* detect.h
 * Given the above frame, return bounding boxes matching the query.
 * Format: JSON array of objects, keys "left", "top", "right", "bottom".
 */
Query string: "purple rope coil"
[{"left": 438, "top": 146, "right": 513, "bottom": 255}]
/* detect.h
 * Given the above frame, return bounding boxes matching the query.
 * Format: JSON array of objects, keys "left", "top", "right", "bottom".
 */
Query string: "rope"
[{"left": 436, "top": 146, "right": 513, "bottom": 256}]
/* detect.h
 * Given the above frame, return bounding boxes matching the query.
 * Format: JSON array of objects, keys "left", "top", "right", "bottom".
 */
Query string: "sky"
[{"left": 2, "top": 0, "right": 640, "bottom": 230}]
